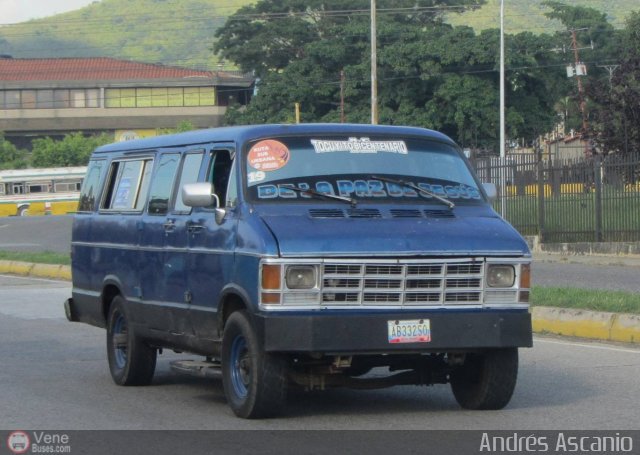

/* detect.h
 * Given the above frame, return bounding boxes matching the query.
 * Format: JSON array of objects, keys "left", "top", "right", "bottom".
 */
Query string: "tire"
[
  {"left": 221, "top": 310, "right": 288, "bottom": 418},
  {"left": 450, "top": 348, "right": 518, "bottom": 410},
  {"left": 106, "top": 295, "right": 157, "bottom": 386},
  {"left": 17, "top": 206, "right": 28, "bottom": 216}
]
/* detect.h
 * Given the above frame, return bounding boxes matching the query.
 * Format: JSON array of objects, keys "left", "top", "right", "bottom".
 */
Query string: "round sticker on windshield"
[{"left": 248, "top": 140, "right": 290, "bottom": 171}]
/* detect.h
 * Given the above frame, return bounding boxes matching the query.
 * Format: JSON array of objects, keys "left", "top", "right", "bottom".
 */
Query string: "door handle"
[
  {"left": 187, "top": 223, "right": 205, "bottom": 233},
  {"left": 163, "top": 219, "right": 176, "bottom": 232}
]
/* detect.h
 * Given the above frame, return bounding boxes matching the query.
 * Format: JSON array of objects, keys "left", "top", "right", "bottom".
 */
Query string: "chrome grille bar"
[{"left": 320, "top": 259, "right": 485, "bottom": 307}]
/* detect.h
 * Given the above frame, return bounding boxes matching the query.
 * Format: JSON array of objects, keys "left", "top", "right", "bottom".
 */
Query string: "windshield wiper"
[
  {"left": 285, "top": 185, "right": 358, "bottom": 207},
  {"left": 371, "top": 175, "right": 455, "bottom": 209}
]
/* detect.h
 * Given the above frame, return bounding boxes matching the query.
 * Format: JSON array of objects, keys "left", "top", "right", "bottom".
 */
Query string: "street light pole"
[
  {"left": 499, "top": 0, "right": 506, "bottom": 217},
  {"left": 371, "top": 0, "right": 378, "bottom": 125},
  {"left": 500, "top": 0, "right": 505, "bottom": 161}
]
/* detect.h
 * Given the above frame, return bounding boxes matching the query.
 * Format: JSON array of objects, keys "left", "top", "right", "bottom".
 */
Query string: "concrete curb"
[
  {"left": 0, "top": 260, "right": 71, "bottom": 281},
  {"left": 1, "top": 260, "right": 638, "bottom": 344},
  {"left": 532, "top": 307, "right": 640, "bottom": 344}
]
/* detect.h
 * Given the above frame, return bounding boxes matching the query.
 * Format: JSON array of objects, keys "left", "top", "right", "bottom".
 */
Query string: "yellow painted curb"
[
  {"left": 610, "top": 313, "right": 640, "bottom": 343},
  {"left": 57, "top": 266, "right": 72, "bottom": 281},
  {"left": 0, "top": 260, "right": 70, "bottom": 281},
  {"left": 31, "top": 263, "right": 66, "bottom": 280},
  {"left": 532, "top": 306, "right": 640, "bottom": 344},
  {"left": 532, "top": 307, "right": 613, "bottom": 340},
  {"left": 9, "top": 260, "right": 35, "bottom": 276},
  {"left": 0, "top": 260, "right": 11, "bottom": 274}
]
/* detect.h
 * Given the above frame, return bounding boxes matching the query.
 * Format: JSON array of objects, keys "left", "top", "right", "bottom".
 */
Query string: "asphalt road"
[
  {"left": 1, "top": 274, "right": 639, "bottom": 432},
  {"left": 0, "top": 215, "right": 73, "bottom": 253}
]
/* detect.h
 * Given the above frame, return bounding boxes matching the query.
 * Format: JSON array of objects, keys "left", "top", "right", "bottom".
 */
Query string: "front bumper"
[{"left": 257, "top": 309, "right": 532, "bottom": 353}]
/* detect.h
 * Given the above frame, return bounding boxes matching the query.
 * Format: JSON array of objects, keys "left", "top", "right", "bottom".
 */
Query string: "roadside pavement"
[{"left": 534, "top": 251, "right": 640, "bottom": 268}]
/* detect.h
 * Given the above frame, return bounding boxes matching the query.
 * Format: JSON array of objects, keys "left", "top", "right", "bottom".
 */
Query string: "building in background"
[{"left": 0, "top": 56, "right": 254, "bottom": 148}]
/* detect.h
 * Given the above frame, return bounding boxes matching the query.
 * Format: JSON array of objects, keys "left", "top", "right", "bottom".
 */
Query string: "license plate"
[{"left": 388, "top": 319, "right": 431, "bottom": 343}]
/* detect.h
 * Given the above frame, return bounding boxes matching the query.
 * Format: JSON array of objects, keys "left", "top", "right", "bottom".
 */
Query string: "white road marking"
[
  {"left": 0, "top": 274, "right": 69, "bottom": 284},
  {"left": 535, "top": 336, "right": 640, "bottom": 354}
]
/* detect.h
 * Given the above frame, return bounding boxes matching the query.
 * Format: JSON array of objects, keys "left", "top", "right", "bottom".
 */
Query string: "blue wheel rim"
[
  {"left": 113, "top": 312, "right": 128, "bottom": 369},
  {"left": 230, "top": 336, "right": 250, "bottom": 399}
]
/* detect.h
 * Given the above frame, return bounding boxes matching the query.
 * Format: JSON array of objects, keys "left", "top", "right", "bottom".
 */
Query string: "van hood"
[{"left": 258, "top": 208, "right": 529, "bottom": 258}]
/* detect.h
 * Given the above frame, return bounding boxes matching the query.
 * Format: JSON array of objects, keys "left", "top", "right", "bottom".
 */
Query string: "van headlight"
[
  {"left": 486, "top": 265, "right": 515, "bottom": 288},
  {"left": 285, "top": 265, "right": 317, "bottom": 289}
]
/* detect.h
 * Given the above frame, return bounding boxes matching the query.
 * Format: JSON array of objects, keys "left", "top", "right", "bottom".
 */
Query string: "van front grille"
[{"left": 321, "top": 259, "right": 485, "bottom": 307}]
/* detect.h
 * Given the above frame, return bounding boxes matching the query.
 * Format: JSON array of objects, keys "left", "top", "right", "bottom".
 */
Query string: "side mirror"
[
  {"left": 482, "top": 183, "right": 497, "bottom": 202},
  {"left": 182, "top": 182, "right": 227, "bottom": 225},
  {"left": 182, "top": 182, "right": 219, "bottom": 208}
]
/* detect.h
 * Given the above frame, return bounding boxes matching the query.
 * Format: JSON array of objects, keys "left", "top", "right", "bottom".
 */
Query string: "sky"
[{"left": 0, "top": 0, "right": 98, "bottom": 25}]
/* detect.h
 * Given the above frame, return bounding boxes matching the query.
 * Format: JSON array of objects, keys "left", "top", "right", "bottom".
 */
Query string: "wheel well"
[
  {"left": 102, "top": 284, "right": 121, "bottom": 323},
  {"left": 218, "top": 294, "right": 247, "bottom": 334}
]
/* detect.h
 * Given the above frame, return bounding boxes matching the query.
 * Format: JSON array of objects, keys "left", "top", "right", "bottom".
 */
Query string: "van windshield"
[{"left": 245, "top": 135, "right": 483, "bottom": 204}]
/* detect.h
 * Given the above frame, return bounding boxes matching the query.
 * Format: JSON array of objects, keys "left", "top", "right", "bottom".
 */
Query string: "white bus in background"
[{"left": 0, "top": 166, "right": 86, "bottom": 216}]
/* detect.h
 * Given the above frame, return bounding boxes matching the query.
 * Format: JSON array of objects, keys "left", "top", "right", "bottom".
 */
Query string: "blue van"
[{"left": 66, "top": 124, "right": 532, "bottom": 418}]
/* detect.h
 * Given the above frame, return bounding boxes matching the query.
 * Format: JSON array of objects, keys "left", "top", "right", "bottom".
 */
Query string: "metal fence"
[{"left": 471, "top": 153, "right": 640, "bottom": 243}]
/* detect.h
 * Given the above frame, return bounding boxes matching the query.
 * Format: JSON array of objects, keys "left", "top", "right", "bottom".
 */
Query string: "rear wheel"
[
  {"left": 450, "top": 348, "right": 518, "bottom": 410},
  {"left": 106, "top": 296, "right": 157, "bottom": 386},
  {"left": 221, "top": 310, "right": 288, "bottom": 418}
]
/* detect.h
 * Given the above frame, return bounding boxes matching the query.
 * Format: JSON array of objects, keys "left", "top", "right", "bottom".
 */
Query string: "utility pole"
[
  {"left": 598, "top": 64, "right": 619, "bottom": 89},
  {"left": 340, "top": 70, "right": 346, "bottom": 123},
  {"left": 499, "top": 0, "right": 505, "bottom": 162},
  {"left": 499, "top": 0, "right": 506, "bottom": 217},
  {"left": 570, "top": 30, "right": 589, "bottom": 136},
  {"left": 370, "top": 0, "right": 378, "bottom": 125},
  {"left": 598, "top": 64, "right": 626, "bottom": 153}
]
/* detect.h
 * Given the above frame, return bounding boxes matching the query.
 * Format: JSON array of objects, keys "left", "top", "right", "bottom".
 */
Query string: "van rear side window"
[
  {"left": 79, "top": 160, "right": 106, "bottom": 212},
  {"left": 174, "top": 151, "right": 204, "bottom": 213},
  {"left": 147, "top": 153, "right": 180, "bottom": 215},
  {"left": 101, "top": 158, "right": 153, "bottom": 211}
]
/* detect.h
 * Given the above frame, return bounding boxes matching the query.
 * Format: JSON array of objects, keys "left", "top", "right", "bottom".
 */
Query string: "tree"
[
  {"left": 214, "top": 0, "right": 482, "bottom": 79},
  {"left": 216, "top": 0, "right": 563, "bottom": 152},
  {"left": 0, "top": 134, "right": 29, "bottom": 170},
  {"left": 31, "top": 132, "right": 112, "bottom": 168},
  {"left": 587, "top": 11, "right": 640, "bottom": 155}
]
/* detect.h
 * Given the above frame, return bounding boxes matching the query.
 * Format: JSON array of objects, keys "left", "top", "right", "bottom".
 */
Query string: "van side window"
[
  {"left": 135, "top": 161, "right": 153, "bottom": 211},
  {"left": 174, "top": 151, "right": 204, "bottom": 213},
  {"left": 101, "top": 158, "right": 152, "bottom": 211},
  {"left": 147, "top": 153, "right": 180, "bottom": 215},
  {"left": 225, "top": 159, "right": 238, "bottom": 208},
  {"left": 78, "top": 159, "right": 106, "bottom": 212},
  {"left": 207, "top": 149, "right": 234, "bottom": 208}
]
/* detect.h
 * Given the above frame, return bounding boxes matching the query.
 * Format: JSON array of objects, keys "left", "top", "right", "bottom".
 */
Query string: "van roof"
[{"left": 93, "top": 123, "right": 456, "bottom": 154}]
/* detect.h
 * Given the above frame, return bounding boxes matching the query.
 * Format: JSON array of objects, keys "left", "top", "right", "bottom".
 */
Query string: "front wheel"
[
  {"left": 450, "top": 348, "right": 518, "bottom": 410},
  {"left": 221, "top": 310, "right": 288, "bottom": 418},
  {"left": 106, "top": 296, "right": 157, "bottom": 386}
]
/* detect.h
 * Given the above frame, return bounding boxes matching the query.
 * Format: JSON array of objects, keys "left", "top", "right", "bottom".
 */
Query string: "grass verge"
[
  {"left": 531, "top": 286, "right": 640, "bottom": 315},
  {"left": 0, "top": 250, "right": 70, "bottom": 266}
]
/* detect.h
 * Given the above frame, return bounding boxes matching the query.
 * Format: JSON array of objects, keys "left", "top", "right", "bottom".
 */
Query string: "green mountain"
[
  {"left": 0, "top": 0, "right": 255, "bottom": 70},
  {"left": 449, "top": 0, "right": 637, "bottom": 33},
  {"left": 0, "top": 0, "right": 636, "bottom": 70}
]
